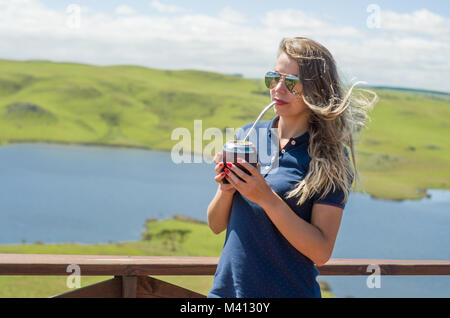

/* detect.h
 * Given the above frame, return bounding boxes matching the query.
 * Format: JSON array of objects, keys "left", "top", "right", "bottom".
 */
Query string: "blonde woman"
[{"left": 207, "top": 37, "right": 377, "bottom": 298}]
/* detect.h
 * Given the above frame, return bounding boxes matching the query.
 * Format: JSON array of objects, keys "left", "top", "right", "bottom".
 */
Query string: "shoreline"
[
  {"left": 0, "top": 215, "right": 206, "bottom": 246},
  {"left": 1, "top": 139, "right": 448, "bottom": 202},
  {"left": 0, "top": 138, "right": 211, "bottom": 157},
  {"left": 0, "top": 139, "right": 158, "bottom": 152}
]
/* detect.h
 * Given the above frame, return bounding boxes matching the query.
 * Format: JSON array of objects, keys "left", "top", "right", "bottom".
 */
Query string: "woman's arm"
[
  {"left": 259, "top": 193, "right": 343, "bottom": 266},
  {"left": 207, "top": 187, "right": 235, "bottom": 234},
  {"left": 207, "top": 154, "right": 237, "bottom": 235},
  {"left": 225, "top": 159, "right": 343, "bottom": 266}
]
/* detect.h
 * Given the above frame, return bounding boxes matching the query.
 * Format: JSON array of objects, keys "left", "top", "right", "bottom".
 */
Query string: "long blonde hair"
[{"left": 280, "top": 37, "right": 378, "bottom": 206}]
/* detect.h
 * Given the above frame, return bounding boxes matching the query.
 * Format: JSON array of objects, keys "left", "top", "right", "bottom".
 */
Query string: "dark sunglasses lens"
[
  {"left": 265, "top": 72, "right": 280, "bottom": 89},
  {"left": 284, "top": 78, "right": 295, "bottom": 91},
  {"left": 285, "top": 76, "right": 300, "bottom": 93}
]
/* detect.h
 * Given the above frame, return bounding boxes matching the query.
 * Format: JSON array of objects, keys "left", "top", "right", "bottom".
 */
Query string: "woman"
[{"left": 206, "top": 37, "right": 377, "bottom": 298}]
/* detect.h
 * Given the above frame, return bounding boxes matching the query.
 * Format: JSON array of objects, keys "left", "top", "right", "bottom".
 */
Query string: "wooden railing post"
[{"left": 120, "top": 276, "right": 138, "bottom": 298}]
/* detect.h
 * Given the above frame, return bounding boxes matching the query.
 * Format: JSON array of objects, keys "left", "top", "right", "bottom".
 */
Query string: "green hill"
[
  {"left": 0, "top": 59, "right": 269, "bottom": 150},
  {"left": 0, "top": 59, "right": 449, "bottom": 200}
]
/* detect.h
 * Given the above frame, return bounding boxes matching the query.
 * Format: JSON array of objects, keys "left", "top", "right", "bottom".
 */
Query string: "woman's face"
[{"left": 270, "top": 52, "right": 310, "bottom": 118}]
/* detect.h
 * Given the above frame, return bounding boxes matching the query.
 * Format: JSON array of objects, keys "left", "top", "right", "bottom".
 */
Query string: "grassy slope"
[
  {"left": 0, "top": 218, "right": 334, "bottom": 298},
  {"left": 0, "top": 59, "right": 449, "bottom": 200},
  {"left": 355, "top": 90, "right": 450, "bottom": 199},
  {"left": 0, "top": 60, "right": 269, "bottom": 151}
]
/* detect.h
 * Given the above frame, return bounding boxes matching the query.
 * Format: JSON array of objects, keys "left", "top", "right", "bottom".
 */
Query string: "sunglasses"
[{"left": 265, "top": 71, "right": 302, "bottom": 95}]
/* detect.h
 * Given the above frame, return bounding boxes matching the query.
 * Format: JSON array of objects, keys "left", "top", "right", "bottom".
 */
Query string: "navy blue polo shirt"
[{"left": 208, "top": 115, "right": 350, "bottom": 298}]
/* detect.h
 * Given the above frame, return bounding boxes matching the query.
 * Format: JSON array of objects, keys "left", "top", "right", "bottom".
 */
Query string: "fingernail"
[
  {"left": 226, "top": 163, "right": 232, "bottom": 168},
  {"left": 220, "top": 172, "right": 225, "bottom": 176},
  {"left": 219, "top": 162, "right": 223, "bottom": 167},
  {"left": 224, "top": 168, "right": 229, "bottom": 174},
  {"left": 237, "top": 158, "right": 243, "bottom": 163}
]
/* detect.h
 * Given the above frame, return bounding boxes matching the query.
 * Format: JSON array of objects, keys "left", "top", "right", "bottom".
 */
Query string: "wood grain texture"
[
  {"left": 136, "top": 276, "right": 206, "bottom": 298},
  {"left": 1, "top": 254, "right": 450, "bottom": 276},
  {"left": 53, "top": 277, "right": 122, "bottom": 298},
  {"left": 122, "top": 276, "right": 137, "bottom": 298},
  {"left": 53, "top": 276, "right": 206, "bottom": 298},
  {"left": 0, "top": 254, "right": 219, "bottom": 276}
]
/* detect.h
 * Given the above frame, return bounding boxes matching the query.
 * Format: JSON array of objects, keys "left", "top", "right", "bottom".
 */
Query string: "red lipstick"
[{"left": 273, "top": 98, "right": 287, "bottom": 105}]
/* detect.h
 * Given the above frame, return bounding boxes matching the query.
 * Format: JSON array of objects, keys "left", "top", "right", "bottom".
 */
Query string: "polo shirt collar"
[{"left": 267, "top": 115, "right": 310, "bottom": 148}]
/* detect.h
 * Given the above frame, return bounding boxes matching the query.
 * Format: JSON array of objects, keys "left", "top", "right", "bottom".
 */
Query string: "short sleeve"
[{"left": 313, "top": 184, "right": 347, "bottom": 209}]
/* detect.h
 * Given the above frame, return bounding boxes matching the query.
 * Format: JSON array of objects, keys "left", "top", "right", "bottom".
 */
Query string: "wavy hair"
[{"left": 279, "top": 37, "right": 378, "bottom": 206}]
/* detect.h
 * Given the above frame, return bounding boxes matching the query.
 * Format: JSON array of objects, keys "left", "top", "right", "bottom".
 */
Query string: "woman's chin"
[
  {"left": 274, "top": 105, "right": 289, "bottom": 115},
  {"left": 274, "top": 104, "right": 311, "bottom": 118}
]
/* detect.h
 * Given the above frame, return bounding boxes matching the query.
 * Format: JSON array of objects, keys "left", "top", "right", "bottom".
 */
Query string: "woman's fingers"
[
  {"left": 214, "top": 153, "right": 225, "bottom": 174},
  {"left": 227, "top": 164, "right": 251, "bottom": 183},
  {"left": 236, "top": 158, "right": 259, "bottom": 176},
  {"left": 214, "top": 171, "right": 226, "bottom": 182},
  {"left": 225, "top": 168, "right": 248, "bottom": 192},
  {"left": 212, "top": 152, "right": 235, "bottom": 193},
  {"left": 215, "top": 172, "right": 236, "bottom": 193},
  {"left": 213, "top": 152, "right": 223, "bottom": 165},
  {"left": 215, "top": 162, "right": 225, "bottom": 174}
]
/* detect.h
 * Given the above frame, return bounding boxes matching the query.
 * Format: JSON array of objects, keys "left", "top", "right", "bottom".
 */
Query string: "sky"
[{"left": 1, "top": 0, "right": 449, "bottom": 92}]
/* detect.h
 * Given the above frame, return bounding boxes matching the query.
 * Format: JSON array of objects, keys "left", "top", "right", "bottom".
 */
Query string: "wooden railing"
[{"left": 1, "top": 254, "right": 449, "bottom": 298}]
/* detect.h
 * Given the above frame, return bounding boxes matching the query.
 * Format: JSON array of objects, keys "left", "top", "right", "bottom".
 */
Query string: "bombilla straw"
[{"left": 243, "top": 101, "right": 277, "bottom": 142}]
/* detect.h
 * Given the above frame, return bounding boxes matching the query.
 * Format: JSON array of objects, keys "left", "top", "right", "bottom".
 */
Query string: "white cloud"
[
  {"left": 380, "top": 9, "right": 450, "bottom": 39},
  {"left": 0, "top": 1, "right": 448, "bottom": 92},
  {"left": 150, "top": 0, "right": 188, "bottom": 14},
  {"left": 219, "top": 6, "right": 247, "bottom": 24},
  {"left": 115, "top": 5, "right": 135, "bottom": 15},
  {"left": 262, "top": 9, "right": 362, "bottom": 39}
]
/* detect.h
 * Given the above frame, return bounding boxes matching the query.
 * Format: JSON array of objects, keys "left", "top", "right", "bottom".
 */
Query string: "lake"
[{"left": 0, "top": 143, "right": 449, "bottom": 298}]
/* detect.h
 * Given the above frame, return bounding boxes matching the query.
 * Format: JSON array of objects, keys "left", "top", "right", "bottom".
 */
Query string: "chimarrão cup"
[{"left": 221, "top": 140, "right": 258, "bottom": 184}]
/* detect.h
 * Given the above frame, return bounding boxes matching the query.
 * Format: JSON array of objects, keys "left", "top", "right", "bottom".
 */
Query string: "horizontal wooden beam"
[
  {"left": 1, "top": 254, "right": 449, "bottom": 276},
  {"left": 318, "top": 259, "right": 450, "bottom": 276},
  {"left": 0, "top": 254, "right": 218, "bottom": 276}
]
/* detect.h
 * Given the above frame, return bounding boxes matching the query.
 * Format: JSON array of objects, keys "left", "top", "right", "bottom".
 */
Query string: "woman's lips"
[{"left": 273, "top": 98, "right": 288, "bottom": 105}]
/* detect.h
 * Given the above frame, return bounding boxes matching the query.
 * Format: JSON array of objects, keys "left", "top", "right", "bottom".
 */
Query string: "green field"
[
  {"left": 0, "top": 59, "right": 449, "bottom": 200},
  {"left": 0, "top": 217, "right": 335, "bottom": 298}
]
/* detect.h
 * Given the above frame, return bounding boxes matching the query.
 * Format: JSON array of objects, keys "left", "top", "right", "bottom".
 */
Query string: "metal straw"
[{"left": 243, "top": 101, "right": 277, "bottom": 142}]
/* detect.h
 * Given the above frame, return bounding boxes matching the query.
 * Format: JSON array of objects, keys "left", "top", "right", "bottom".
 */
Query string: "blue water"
[{"left": 0, "top": 143, "right": 449, "bottom": 297}]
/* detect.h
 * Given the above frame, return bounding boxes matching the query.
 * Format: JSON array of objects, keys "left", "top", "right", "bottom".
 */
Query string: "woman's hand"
[
  {"left": 213, "top": 152, "right": 236, "bottom": 196},
  {"left": 224, "top": 158, "right": 275, "bottom": 207}
]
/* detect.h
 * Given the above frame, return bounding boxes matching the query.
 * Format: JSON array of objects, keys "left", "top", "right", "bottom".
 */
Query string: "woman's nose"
[{"left": 272, "top": 78, "right": 288, "bottom": 94}]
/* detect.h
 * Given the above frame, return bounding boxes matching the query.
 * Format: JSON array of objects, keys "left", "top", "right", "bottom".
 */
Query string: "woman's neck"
[{"left": 275, "top": 114, "right": 310, "bottom": 140}]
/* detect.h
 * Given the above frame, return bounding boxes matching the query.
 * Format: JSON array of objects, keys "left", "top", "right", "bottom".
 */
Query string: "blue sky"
[
  {"left": 40, "top": 0, "right": 450, "bottom": 27},
  {"left": 1, "top": 0, "right": 449, "bottom": 91},
  {"left": 41, "top": 1, "right": 450, "bottom": 17}
]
